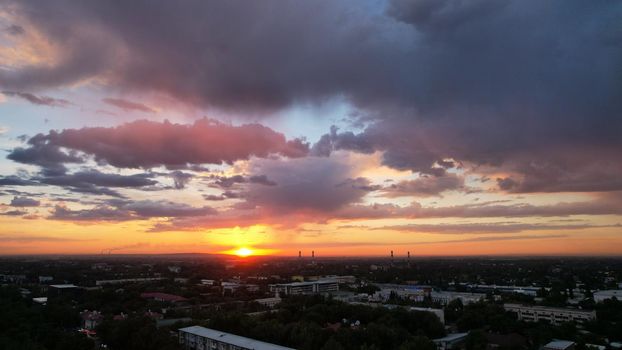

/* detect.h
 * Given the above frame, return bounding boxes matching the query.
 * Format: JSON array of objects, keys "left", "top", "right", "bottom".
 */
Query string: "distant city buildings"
[
  {"left": 141, "top": 292, "right": 188, "bottom": 303},
  {"left": 179, "top": 326, "right": 295, "bottom": 350},
  {"left": 504, "top": 304, "right": 596, "bottom": 325},
  {"left": 95, "top": 277, "right": 166, "bottom": 286}
]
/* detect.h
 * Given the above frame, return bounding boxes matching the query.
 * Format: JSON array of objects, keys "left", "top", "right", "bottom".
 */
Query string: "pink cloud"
[{"left": 35, "top": 118, "right": 309, "bottom": 168}]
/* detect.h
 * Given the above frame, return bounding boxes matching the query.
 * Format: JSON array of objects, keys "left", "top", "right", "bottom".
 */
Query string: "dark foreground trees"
[
  {"left": 206, "top": 295, "right": 443, "bottom": 350},
  {"left": 0, "top": 286, "right": 93, "bottom": 350}
]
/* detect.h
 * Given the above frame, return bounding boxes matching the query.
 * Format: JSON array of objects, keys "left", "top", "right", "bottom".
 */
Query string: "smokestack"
[
  {"left": 298, "top": 250, "right": 302, "bottom": 258},
  {"left": 312, "top": 250, "right": 315, "bottom": 258},
  {"left": 390, "top": 250, "right": 394, "bottom": 258}
]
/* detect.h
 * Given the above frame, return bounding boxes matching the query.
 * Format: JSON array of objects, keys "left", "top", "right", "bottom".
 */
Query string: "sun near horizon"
[{"left": 233, "top": 247, "right": 253, "bottom": 257}]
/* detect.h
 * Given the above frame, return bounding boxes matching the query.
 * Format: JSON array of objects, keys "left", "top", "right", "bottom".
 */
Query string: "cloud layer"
[{"left": 9, "top": 118, "right": 309, "bottom": 169}]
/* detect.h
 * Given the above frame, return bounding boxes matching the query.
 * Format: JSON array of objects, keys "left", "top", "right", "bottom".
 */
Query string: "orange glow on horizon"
[
  {"left": 220, "top": 246, "right": 278, "bottom": 257},
  {"left": 233, "top": 247, "right": 253, "bottom": 257}
]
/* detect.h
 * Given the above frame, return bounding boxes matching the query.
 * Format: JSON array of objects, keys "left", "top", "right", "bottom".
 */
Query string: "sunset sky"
[{"left": 0, "top": 0, "right": 621, "bottom": 256}]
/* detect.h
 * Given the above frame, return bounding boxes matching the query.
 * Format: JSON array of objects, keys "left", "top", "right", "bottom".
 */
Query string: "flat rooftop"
[
  {"left": 179, "top": 326, "right": 295, "bottom": 350},
  {"left": 49, "top": 284, "right": 77, "bottom": 289}
]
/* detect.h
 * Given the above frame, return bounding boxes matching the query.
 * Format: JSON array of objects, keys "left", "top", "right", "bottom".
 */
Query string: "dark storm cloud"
[
  {"left": 0, "top": 175, "right": 39, "bottom": 186},
  {"left": 7, "top": 134, "right": 84, "bottom": 175},
  {"left": 209, "top": 174, "right": 277, "bottom": 189},
  {"left": 0, "top": 0, "right": 403, "bottom": 111},
  {"left": 39, "top": 170, "right": 157, "bottom": 188},
  {"left": 3, "top": 0, "right": 619, "bottom": 119},
  {"left": 2, "top": 0, "right": 620, "bottom": 194},
  {"left": 9, "top": 119, "right": 308, "bottom": 169},
  {"left": 0, "top": 169, "right": 159, "bottom": 198},
  {"left": 1, "top": 91, "right": 70, "bottom": 107},
  {"left": 9, "top": 196, "right": 40, "bottom": 207},
  {"left": 102, "top": 98, "right": 155, "bottom": 113},
  {"left": 35, "top": 170, "right": 158, "bottom": 197}
]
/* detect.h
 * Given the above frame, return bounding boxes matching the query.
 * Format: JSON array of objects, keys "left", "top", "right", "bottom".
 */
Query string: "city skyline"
[{"left": 1, "top": 0, "right": 621, "bottom": 256}]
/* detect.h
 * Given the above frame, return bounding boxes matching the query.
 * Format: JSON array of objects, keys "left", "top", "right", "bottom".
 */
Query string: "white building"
[
  {"left": 269, "top": 280, "right": 338, "bottom": 295},
  {"left": 504, "top": 304, "right": 596, "bottom": 325},
  {"left": 593, "top": 290, "right": 622, "bottom": 303},
  {"left": 179, "top": 326, "right": 295, "bottom": 350}
]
